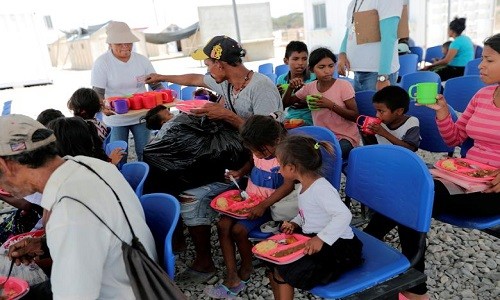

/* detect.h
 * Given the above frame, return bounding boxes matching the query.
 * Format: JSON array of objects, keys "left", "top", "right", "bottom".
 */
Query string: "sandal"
[{"left": 204, "top": 281, "right": 246, "bottom": 299}]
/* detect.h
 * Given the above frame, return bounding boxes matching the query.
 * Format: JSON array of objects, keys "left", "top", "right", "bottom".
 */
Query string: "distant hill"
[{"left": 272, "top": 13, "right": 303, "bottom": 30}]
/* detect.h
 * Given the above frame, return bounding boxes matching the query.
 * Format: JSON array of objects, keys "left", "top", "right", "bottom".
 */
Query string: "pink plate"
[
  {"left": 175, "top": 100, "right": 210, "bottom": 114},
  {"left": 210, "top": 190, "right": 265, "bottom": 219},
  {"left": 0, "top": 276, "right": 29, "bottom": 300},
  {"left": 434, "top": 158, "right": 498, "bottom": 182},
  {"left": 252, "top": 233, "right": 311, "bottom": 265}
]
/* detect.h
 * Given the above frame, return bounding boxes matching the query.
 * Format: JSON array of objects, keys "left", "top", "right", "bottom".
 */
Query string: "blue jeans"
[
  {"left": 353, "top": 72, "right": 398, "bottom": 92},
  {"left": 110, "top": 123, "right": 150, "bottom": 161},
  {"left": 339, "top": 139, "right": 354, "bottom": 160},
  {"left": 179, "top": 182, "right": 233, "bottom": 227}
]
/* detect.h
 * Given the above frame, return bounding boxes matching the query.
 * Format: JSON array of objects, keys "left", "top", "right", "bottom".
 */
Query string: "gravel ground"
[{"left": 168, "top": 148, "right": 500, "bottom": 300}]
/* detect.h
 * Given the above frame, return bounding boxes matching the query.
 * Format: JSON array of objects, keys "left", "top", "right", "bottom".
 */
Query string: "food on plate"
[
  {"left": 215, "top": 197, "right": 229, "bottom": 210},
  {"left": 284, "top": 119, "right": 305, "bottom": 129},
  {"left": 467, "top": 169, "right": 498, "bottom": 178},
  {"left": 230, "top": 207, "right": 250, "bottom": 215},
  {"left": 271, "top": 243, "right": 306, "bottom": 258},
  {"left": 231, "top": 194, "right": 243, "bottom": 202},
  {"left": 441, "top": 159, "right": 457, "bottom": 171},
  {"left": 454, "top": 160, "right": 471, "bottom": 168},
  {"left": 255, "top": 240, "right": 278, "bottom": 253},
  {"left": 285, "top": 236, "right": 298, "bottom": 244}
]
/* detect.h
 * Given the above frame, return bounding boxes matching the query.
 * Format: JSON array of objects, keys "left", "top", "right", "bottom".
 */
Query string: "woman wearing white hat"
[{"left": 91, "top": 21, "right": 158, "bottom": 161}]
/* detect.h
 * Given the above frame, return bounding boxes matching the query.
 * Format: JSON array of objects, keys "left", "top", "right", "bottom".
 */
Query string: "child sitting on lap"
[{"left": 268, "top": 135, "right": 363, "bottom": 299}]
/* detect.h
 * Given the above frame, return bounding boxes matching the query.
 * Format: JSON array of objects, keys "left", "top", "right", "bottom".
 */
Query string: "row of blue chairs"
[
  {"left": 409, "top": 45, "right": 483, "bottom": 64},
  {"left": 398, "top": 71, "right": 485, "bottom": 113},
  {"left": 159, "top": 83, "right": 198, "bottom": 100}
]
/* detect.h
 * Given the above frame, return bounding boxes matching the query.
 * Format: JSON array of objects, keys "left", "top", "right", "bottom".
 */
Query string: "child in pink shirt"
[{"left": 284, "top": 47, "right": 360, "bottom": 159}]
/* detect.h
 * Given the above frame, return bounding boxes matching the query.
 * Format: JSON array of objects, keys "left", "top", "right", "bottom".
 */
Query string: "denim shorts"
[{"left": 179, "top": 182, "right": 233, "bottom": 226}]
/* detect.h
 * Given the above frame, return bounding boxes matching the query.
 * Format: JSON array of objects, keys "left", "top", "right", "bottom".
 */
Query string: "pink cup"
[
  {"left": 356, "top": 115, "right": 382, "bottom": 135},
  {"left": 112, "top": 99, "right": 129, "bottom": 114}
]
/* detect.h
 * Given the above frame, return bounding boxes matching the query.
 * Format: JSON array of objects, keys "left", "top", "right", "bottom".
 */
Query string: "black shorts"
[{"left": 275, "top": 234, "right": 363, "bottom": 290}]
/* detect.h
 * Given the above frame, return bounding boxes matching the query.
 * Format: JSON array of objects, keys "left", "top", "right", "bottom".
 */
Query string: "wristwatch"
[{"left": 377, "top": 74, "right": 389, "bottom": 82}]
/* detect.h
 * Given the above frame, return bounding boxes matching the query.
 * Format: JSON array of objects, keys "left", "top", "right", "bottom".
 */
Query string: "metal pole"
[{"left": 232, "top": 0, "right": 241, "bottom": 43}]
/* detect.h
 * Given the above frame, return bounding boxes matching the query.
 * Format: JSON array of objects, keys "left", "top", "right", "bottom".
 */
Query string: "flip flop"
[
  {"left": 260, "top": 220, "right": 280, "bottom": 233},
  {"left": 204, "top": 281, "right": 247, "bottom": 299},
  {"left": 177, "top": 267, "right": 216, "bottom": 284}
]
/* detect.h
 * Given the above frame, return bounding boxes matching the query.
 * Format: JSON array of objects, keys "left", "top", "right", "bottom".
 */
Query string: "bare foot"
[{"left": 401, "top": 291, "right": 430, "bottom": 300}]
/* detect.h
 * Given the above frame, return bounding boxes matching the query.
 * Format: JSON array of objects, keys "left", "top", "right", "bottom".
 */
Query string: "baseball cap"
[
  {"left": 0, "top": 114, "right": 56, "bottom": 156},
  {"left": 106, "top": 21, "right": 140, "bottom": 44},
  {"left": 191, "top": 35, "right": 246, "bottom": 63}
]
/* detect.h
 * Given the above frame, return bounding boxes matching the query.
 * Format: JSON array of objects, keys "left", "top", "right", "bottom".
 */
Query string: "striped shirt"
[
  {"left": 246, "top": 155, "right": 283, "bottom": 198},
  {"left": 436, "top": 85, "right": 500, "bottom": 167}
]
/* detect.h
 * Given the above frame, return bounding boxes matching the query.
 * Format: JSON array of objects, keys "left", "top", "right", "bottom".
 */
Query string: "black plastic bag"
[{"left": 143, "top": 114, "right": 249, "bottom": 195}]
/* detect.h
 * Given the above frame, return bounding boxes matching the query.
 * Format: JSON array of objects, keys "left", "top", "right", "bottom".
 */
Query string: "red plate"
[
  {"left": 252, "top": 233, "right": 311, "bottom": 265},
  {"left": 175, "top": 100, "right": 210, "bottom": 114},
  {"left": 210, "top": 190, "right": 265, "bottom": 219},
  {"left": 1, "top": 230, "right": 45, "bottom": 252},
  {"left": 434, "top": 158, "right": 498, "bottom": 182},
  {"left": 0, "top": 276, "right": 29, "bottom": 300}
]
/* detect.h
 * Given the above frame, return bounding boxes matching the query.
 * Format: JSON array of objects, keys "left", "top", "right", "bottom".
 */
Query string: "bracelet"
[{"left": 330, "top": 103, "right": 337, "bottom": 111}]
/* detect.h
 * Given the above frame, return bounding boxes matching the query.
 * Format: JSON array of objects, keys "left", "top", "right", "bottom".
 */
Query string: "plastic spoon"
[{"left": 225, "top": 169, "right": 249, "bottom": 200}]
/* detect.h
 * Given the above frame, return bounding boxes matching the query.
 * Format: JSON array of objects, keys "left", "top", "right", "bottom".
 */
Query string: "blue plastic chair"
[
  {"left": 248, "top": 126, "right": 343, "bottom": 240},
  {"left": 258, "top": 63, "right": 274, "bottom": 74},
  {"left": 1, "top": 100, "right": 12, "bottom": 116},
  {"left": 274, "top": 64, "right": 289, "bottom": 78},
  {"left": 180, "top": 86, "right": 197, "bottom": 100},
  {"left": 262, "top": 73, "right": 277, "bottom": 84},
  {"left": 475, "top": 45, "right": 483, "bottom": 59},
  {"left": 464, "top": 58, "right": 481, "bottom": 76},
  {"left": 168, "top": 83, "right": 182, "bottom": 100},
  {"left": 105, "top": 140, "right": 127, "bottom": 168},
  {"left": 424, "top": 45, "right": 443, "bottom": 63},
  {"left": 443, "top": 75, "right": 486, "bottom": 113},
  {"left": 399, "top": 71, "right": 441, "bottom": 92},
  {"left": 435, "top": 138, "right": 500, "bottom": 233},
  {"left": 409, "top": 46, "right": 423, "bottom": 64},
  {"left": 398, "top": 54, "right": 419, "bottom": 78},
  {"left": 140, "top": 193, "right": 180, "bottom": 279},
  {"left": 311, "top": 145, "right": 434, "bottom": 299},
  {"left": 120, "top": 162, "right": 150, "bottom": 198},
  {"left": 355, "top": 90, "right": 377, "bottom": 117},
  {"left": 407, "top": 101, "right": 458, "bottom": 154}
]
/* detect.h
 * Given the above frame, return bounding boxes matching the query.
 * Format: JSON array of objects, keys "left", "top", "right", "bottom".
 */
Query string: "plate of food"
[
  {"left": 0, "top": 276, "right": 29, "bottom": 300},
  {"left": 434, "top": 158, "right": 499, "bottom": 182},
  {"left": 175, "top": 100, "right": 211, "bottom": 114},
  {"left": 252, "top": 233, "right": 311, "bottom": 265},
  {"left": 210, "top": 190, "right": 265, "bottom": 219},
  {"left": 283, "top": 119, "right": 305, "bottom": 129}
]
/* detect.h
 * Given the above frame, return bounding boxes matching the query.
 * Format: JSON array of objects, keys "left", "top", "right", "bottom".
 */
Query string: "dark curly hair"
[{"left": 67, "top": 88, "right": 102, "bottom": 119}]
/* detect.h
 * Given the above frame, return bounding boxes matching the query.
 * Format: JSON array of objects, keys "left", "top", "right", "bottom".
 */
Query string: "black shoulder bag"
[{"left": 58, "top": 160, "right": 186, "bottom": 300}]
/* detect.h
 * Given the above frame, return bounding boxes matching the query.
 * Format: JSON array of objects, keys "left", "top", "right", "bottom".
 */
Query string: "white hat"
[
  {"left": 0, "top": 115, "right": 56, "bottom": 156},
  {"left": 106, "top": 21, "right": 139, "bottom": 44}
]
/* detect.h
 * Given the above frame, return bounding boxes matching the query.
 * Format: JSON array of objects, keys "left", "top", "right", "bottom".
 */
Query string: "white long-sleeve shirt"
[{"left": 291, "top": 177, "right": 354, "bottom": 246}]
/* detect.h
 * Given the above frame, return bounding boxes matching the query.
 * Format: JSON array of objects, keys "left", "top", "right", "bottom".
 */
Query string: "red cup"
[
  {"left": 356, "top": 115, "right": 382, "bottom": 135},
  {"left": 150, "top": 92, "right": 163, "bottom": 105},
  {"left": 142, "top": 94, "right": 157, "bottom": 109},
  {"left": 129, "top": 94, "right": 144, "bottom": 110},
  {"left": 161, "top": 89, "right": 174, "bottom": 103}
]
